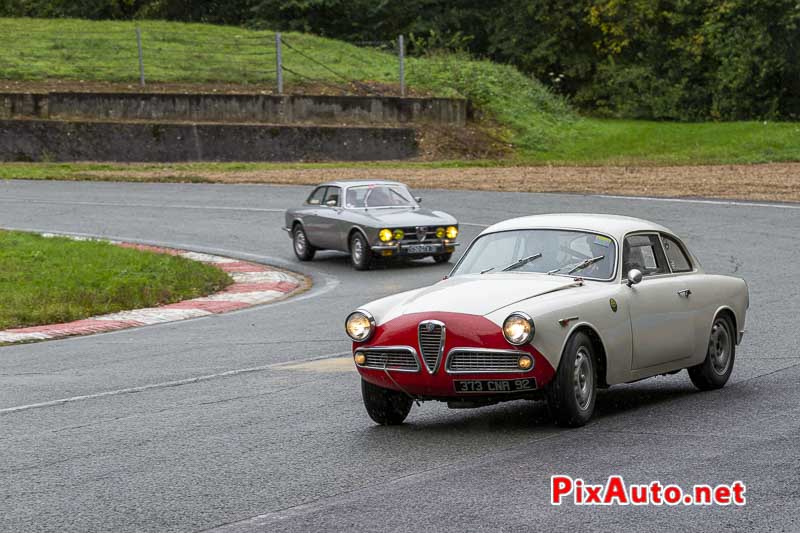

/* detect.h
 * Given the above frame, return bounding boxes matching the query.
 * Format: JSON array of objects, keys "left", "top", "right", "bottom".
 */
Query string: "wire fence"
[{"left": 0, "top": 24, "right": 409, "bottom": 96}]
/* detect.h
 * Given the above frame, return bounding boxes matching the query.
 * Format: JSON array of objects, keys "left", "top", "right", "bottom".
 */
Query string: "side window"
[
  {"left": 306, "top": 187, "right": 327, "bottom": 206},
  {"left": 661, "top": 234, "right": 692, "bottom": 273},
  {"left": 623, "top": 234, "right": 669, "bottom": 277},
  {"left": 323, "top": 187, "right": 341, "bottom": 207}
]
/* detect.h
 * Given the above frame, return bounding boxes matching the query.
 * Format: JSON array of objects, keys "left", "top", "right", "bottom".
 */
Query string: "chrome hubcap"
[
  {"left": 294, "top": 230, "right": 306, "bottom": 254},
  {"left": 709, "top": 320, "right": 731, "bottom": 375},
  {"left": 352, "top": 238, "right": 364, "bottom": 263},
  {"left": 573, "top": 347, "right": 593, "bottom": 410}
]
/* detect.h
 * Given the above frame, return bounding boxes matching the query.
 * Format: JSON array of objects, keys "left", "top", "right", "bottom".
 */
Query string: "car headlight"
[
  {"left": 435, "top": 227, "right": 445, "bottom": 238},
  {"left": 393, "top": 229, "right": 405, "bottom": 240},
  {"left": 379, "top": 229, "right": 393, "bottom": 242},
  {"left": 446, "top": 226, "right": 458, "bottom": 239},
  {"left": 503, "top": 312, "right": 534, "bottom": 345},
  {"left": 346, "top": 310, "right": 375, "bottom": 342}
]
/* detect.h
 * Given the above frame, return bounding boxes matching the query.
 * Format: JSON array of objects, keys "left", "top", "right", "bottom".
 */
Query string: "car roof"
[
  {"left": 481, "top": 213, "right": 676, "bottom": 241},
  {"left": 317, "top": 180, "right": 406, "bottom": 188}
]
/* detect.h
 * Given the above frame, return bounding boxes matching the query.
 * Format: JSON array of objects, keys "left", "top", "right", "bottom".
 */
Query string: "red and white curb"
[{"left": 0, "top": 239, "right": 309, "bottom": 345}]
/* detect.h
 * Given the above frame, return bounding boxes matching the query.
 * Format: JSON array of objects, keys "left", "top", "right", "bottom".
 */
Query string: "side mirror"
[
  {"left": 626, "top": 269, "right": 643, "bottom": 287},
  {"left": 414, "top": 196, "right": 423, "bottom": 203}
]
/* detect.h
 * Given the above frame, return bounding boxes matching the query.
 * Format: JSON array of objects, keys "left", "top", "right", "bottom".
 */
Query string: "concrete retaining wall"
[
  {"left": 0, "top": 119, "right": 417, "bottom": 162},
  {"left": 1, "top": 92, "right": 466, "bottom": 126}
]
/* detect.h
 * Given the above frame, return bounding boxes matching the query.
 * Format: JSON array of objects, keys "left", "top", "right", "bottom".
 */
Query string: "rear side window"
[
  {"left": 306, "top": 187, "right": 327, "bottom": 205},
  {"left": 623, "top": 234, "right": 669, "bottom": 277},
  {"left": 661, "top": 234, "right": 692, "bottom": 273}
]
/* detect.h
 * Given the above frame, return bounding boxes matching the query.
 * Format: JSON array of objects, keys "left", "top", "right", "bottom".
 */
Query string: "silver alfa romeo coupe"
[{"left": 283, "top": 181, "right": 459, "bottom": 270}]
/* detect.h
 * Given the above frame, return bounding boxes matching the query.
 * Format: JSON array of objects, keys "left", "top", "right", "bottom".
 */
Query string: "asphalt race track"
[{"left": 2, "top": 180, "right": 799, "bottom": 532}]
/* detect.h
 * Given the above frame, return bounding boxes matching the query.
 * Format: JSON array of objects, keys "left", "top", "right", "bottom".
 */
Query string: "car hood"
[
  {"left": 382, "top": 273, "right": 585, "bottom": 319},
  {"left": 356, "top": 207, "right": 456, "bottom": 226}
]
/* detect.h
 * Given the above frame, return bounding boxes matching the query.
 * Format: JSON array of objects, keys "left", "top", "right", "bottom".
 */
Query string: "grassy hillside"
[{"left": 1, "top": 17, "right": 798, "bottom": 165}]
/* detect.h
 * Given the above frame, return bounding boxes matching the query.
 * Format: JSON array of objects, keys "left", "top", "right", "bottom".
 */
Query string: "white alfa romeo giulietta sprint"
[{"left": 345, "top": 214, "right": 748, "bottom": 427}]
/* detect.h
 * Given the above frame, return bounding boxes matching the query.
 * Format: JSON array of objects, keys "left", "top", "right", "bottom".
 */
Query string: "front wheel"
[
  {"left": 545, "top": 332, "right": 596, "bottom": 427},
  {"left": 433, "top": 252, "right": 453, "bottom": 264},
  {"left": 688, "top": 315, "right": 735, "bottom": 390},
  {"left": 350, "top": 232, "right": 373, "bottom": 271},
  {"left": 361, "top": 379, "right": 413, "bottom": 425}
]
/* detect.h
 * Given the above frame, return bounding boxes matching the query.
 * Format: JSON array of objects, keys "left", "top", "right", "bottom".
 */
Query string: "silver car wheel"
[
  {"left": 352, "top": 237, "right": 364, "bottom": 263},
  {"left": 573, "top": 347, "right": 593, "bottom": 410},
  {"left": 709, "top": 319, "right": 732, "bottom": 376},
  {"left": 294, "top": 229, "right": 307, "bottom": 255}
]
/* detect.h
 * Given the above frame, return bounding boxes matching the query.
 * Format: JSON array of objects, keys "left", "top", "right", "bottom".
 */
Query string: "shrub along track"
[{"left": 76, "top": 163, "right": 800, "bottom": 203}]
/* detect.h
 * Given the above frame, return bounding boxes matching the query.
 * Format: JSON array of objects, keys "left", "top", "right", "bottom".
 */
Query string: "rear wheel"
[
  {"left": 688, "top": 315, "right": 735, "bottom": 390},
  {"left": 361, "top": 379, "right": 413, "bottom": 425},
  {"left": 545, "top": 332, "right": 596, "bottom": 427},
  {"left": 292, "top": 224, "right": 315, "bottom": 261},
  {"left": 350, "top": 232, "right": 373, "bottom": 271},
  {"left": 433, "top": 252, "right": 453, "bottom": 264}
]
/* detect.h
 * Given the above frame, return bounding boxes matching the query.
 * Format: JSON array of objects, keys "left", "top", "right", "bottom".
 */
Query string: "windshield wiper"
[
  {"left": 482, "top": 253, "right": 542, "bottom": 274},
  {"left": 548, "top": 255, "right": 605, "bottom": 276}
]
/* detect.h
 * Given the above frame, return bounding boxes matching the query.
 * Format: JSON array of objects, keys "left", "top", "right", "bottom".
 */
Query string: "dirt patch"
[{"left": 79, "top": 163, "right": 800, "bottom": 203}]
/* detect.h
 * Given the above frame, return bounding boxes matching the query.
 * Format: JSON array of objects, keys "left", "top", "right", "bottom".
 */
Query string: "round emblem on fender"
[{"left": 609, "top": 298, "right": 618, "bottom": 312}]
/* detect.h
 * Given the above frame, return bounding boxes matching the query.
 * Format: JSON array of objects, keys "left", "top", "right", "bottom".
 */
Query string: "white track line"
[
  {"left": 595, "top": 194, "right": 800, "bottom": 210},
  {"left": 0, "top": 351, "right": 351, "bottom": 415},
  {"left": 0, "top": 198, "right": 283, "bottom": 212}
]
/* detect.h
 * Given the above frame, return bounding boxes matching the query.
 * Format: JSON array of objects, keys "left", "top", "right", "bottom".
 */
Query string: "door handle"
[{"left": 677, "top": 289, "right": 692, "bottom": 297}]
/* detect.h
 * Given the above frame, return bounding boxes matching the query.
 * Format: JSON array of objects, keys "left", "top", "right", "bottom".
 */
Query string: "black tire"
[
  {"left": 292, "top": 224, "right": 315, "bottom": 261},
  {"left": 361, "top": 379, "right": 413, "bottom": 425},
  {"left": 688, "top": 315, "right": 735, "bottom": 391},
  {"left": 433, "top": 252, "right": 453, "bottom": 264},
  {"left": 545, "top": 332, "right": 597, "bottom": 427},
  {"left": 350, "top": 232, "right": 373, "bottom": 271}
]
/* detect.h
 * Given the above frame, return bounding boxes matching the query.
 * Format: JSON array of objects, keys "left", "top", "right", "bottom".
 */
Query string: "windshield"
[
  {"left": 452, "top": 229, "right": 617, "bottom": 280},
  {"left": 345, "top": 185, "right": 417, "bottom": 208}
]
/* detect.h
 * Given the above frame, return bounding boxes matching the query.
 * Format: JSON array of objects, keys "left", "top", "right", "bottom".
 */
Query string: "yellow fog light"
[
  {"left": 435, "top": 227, "right": 445, "bottom": 238},
  {"left": 446, "top": 226, "right": 458, "bottom": 239},
  {"left": 393, "top": 229, "right": 405, "bottom": 240},
  {"left": 518, "top": 354, "right": 533, "bottom": 370},
  {"left": 354, "top": 352, "right": 367, "bottom": 365},
  {"left": 379, "top": 228, "right": 393, "bottom": 242}
]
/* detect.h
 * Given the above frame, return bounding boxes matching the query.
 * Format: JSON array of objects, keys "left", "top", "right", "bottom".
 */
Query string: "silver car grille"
[
  {"left": 446, "top": 349, "right": 531, "bottom": 373},
  {"left": 398, "top": 227, "right": 439, "bottom": 242},
  {"left": 418, "top": 320, "right": 445, "bottom": 373},
  {"left": 357, "top": 347, "right": 419, "bottom": 371}
]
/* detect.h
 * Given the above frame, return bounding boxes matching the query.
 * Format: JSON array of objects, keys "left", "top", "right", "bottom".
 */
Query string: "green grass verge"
[
  {"left": 0, "top": 230, "right": 232, "bottom": 330},
  {"left": 1, "top": 17, "right": 798, "bottom": 165}
]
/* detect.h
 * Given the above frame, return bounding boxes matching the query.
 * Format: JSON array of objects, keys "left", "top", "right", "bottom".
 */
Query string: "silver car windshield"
[
  {"left": 452, "top": 229, "right": 617, "bottom": 281},
  {"left": 345, "top": 185, "right": 417, "bottom": 208}
]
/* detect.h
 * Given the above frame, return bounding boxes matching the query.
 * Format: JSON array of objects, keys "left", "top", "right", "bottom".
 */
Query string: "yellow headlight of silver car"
[
  {"left": 378, "top": 229, "right": 393, "bottom": 242},
  {"left": 503, "top": 312, "right": 534, "bottom": 345},
  {"left": 446, "top": 226, "right": 458, "bottom": 239},
  {"left": 345, "top": 310, "right": 375, "bottom": 342}
]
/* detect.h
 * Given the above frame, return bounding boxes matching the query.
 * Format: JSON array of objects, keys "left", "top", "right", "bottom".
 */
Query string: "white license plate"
[{"left": 406, "top": 244, "right": 438, "bottom": 254}]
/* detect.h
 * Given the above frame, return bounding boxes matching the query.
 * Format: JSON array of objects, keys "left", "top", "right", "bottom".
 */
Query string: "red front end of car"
[{"left": 353, "top": 312, "right": 555, "bottom": 400}]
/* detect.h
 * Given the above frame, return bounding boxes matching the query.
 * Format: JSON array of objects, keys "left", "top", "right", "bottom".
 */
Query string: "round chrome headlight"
[
  {"left": 503, "top": 312, "right": 534, "bottom": 345},
  {"left": 345, "top": 310, "right": 375, "bottom": 342}
]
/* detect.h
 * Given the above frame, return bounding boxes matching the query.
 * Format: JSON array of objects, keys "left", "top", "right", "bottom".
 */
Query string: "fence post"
[
  {"left": 275, "top": 32, "right": 283, "bottom": 95},
  {"left": 135, "top": 27, "right": 145, "bottom": 87},
  {"left": 398, "top": 34, "right": 405, "bottom": 97}
]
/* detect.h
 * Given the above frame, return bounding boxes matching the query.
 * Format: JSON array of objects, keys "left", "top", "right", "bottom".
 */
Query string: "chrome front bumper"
[{"left": 371, "top": 241, "right": 460, "bottom": 254}]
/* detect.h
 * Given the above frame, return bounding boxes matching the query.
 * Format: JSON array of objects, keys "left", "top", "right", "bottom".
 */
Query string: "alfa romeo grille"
[
  {"left": 418, "top": 320, "right": 445, "bottom": 373},
  {"left": 447, "top": 349, "right": 531, "bottom": 373},
  {"left": 358, "top": 348, "right": 419, "bottom": 371}
]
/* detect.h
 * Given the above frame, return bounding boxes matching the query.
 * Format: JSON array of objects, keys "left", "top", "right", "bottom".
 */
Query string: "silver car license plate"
[{"left": 406, "top": 244, "right": 438, "bottom": 254}]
